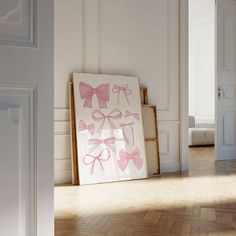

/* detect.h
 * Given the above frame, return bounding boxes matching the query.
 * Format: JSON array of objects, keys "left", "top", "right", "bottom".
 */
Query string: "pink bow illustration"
[
  {"left": 79, "top": 82, "right": 110, "bottom": 108},
  {"left": 112, "top": 84, "right": 132, "bottom": 105},
  {"left": 120, "top": 122, "right": 135, "bottom": 145},
  {"left": 124, "top": 110, "right": 140, "bottom": 120},
  {"left": 118, "top": 148, "right": 143, "bottom": 171},
  {"left": 89, "top": 137, "right": 117, "bottom": 153},
  {"left": 92, "top": 108, "right": 122, "bottom": 133},
  {"left": 83, "top": 148, "right": 111, "bottom": 175},
  {"left": 78, "top": 120, "right": 95, "bottom": 135}
]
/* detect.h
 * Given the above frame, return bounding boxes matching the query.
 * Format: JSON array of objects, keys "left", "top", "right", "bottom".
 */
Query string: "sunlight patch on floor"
[{"left": 55, "top": 174, "right": 236, "bottom": 217}]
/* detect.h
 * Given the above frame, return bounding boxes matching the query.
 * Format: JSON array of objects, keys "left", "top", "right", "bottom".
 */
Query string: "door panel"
[
  {"left": 223, "top": 113, "right": 235, "bottom": 145},
  {"left": 0, "top": 0, "right": 53, "bottom": 235},
  {"left": 216, "top": 0, "right": 236, "bottom": 160},
  {"left": 0, "top": 107, "right": 19, "bottom": 236},
  {"left": 0, "top": 87, "right": 37, "bottom": 236},
  {"left": 223, "top": 11, "right": 236, "bottom": 73}
]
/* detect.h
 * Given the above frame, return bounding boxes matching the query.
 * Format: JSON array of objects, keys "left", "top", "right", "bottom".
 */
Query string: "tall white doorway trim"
[{"left": 180, "top": 0, "right": 189, "bottom": 172}]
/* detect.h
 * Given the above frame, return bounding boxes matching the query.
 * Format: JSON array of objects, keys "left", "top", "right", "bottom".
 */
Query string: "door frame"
[
  {"left": 180, "top": 0, "right": 217, "bottom": 171},
  {"left": 180, "top": 0, "right": 189, "bottom": 172}
]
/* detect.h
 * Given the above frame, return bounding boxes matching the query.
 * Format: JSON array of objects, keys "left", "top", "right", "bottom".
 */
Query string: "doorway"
[{"left": 188, "top": 0, "right": 216, "bottom": 169}]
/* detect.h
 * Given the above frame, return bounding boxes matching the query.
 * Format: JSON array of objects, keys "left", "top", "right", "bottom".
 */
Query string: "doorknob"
[{"left": 218, "top": 87, "right": 221, "bottom": 99}]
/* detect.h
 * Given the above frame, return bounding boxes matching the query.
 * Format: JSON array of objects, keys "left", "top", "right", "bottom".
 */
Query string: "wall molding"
[
  {"left": 157, "top": 0, "right": 179, "bottom": 120},
  {"left": 159, "top": 131, "right": 170, "bottom": 154},
  {"left": 82, "top": 0, "right": 86, "bottom": 72},
  {"left": 179, "top": 0, "right": 189, "bottom": 172},
  {"left": 78, "top": 0, "right": 178, "bottom": 118},
  {"left": 159, "top": 0, "right": 170, "bottom": 112},
  {"left": 160, "top": 160, "right": 180, "bottom": 173},
  {"left": 97, "top": 0, "right": 102, "bottom": 73},
  {"left": 54, "top": 121, "right": 70, "bottom": 135},
  {"left": 97, "top": 0, "right": 171, "bottom": 112},
  {"left": 54, "top": 108, "right": 70, "bottom": 121}
]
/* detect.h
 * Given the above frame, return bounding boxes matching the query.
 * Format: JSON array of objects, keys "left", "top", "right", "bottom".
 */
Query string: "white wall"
[
  {"left": 54, "top": 0, "right": 180, "bottom": 184},
  {"left": 189, "top": 0, "right": 215, "bottom": 125}
]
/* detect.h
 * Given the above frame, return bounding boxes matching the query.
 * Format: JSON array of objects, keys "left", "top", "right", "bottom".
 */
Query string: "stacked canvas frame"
[{"left": 141, "top": 104, "right": 161, "bottom": 176}]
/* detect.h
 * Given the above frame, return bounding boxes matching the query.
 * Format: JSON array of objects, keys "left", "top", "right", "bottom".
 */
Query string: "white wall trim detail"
[
  {"left": 180, "top": 0, "right": 189, "bottom": 172},
  {"left": 82, "top": 0, "right": 86, "bottom": 72},
  {"left": 0, "top": 84, "right": 37, "bottom": 236},
  {"left": 98, "top": 0, "right": 103, "bottom": 74},
  {"left": 159, "top": 0, "right": 170, "bottom": 112},
  {"left": 159, "top": 131, "right": 170, "bottom": 154},
  {"left": 160, "top": 160, "right": 180, "bottom": 173}
]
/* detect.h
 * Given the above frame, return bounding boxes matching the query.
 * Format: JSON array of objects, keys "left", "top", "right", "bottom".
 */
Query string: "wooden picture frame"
[
  {"left": 142, "top": 105, "right": 160, "bottom": 175},
  {"left": 69, "top": 82, "right": 79, "bottom": 185},
  {"left": 145, "top": 140, "right": 160, "bottom": 175},
  {"left": 140, "top": 86, "right": 148, "bottom": 104}
]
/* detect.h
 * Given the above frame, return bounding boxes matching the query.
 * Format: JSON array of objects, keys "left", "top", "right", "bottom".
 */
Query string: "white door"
[
  {"left": 0, "top": 1, "right": 54, "bottom": 236},
  {"left": 216, "top": 0, "right": 236, "bottom": 160}
]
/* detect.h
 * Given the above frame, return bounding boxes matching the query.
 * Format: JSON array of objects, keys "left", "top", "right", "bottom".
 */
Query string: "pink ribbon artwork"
[
  {"left": 124, "top": 110, "right": 140, "bottom": 121},
  {"left": 112, "top": 84, "right": 132, "bottom": 105},
  {"left": 120, "top": 122, "right": 135, "bottom": 145},
  {"left": 79, "top": 82, "right": 110, "bottom": 108},
  {"left": 89, "top": 137, "right": 117, "bottom": 153},
  {"left": 83, "top": 148, "right": 111, "bottom": 175},
  {"left": 78, "top": 120, "right": 95, "bottom": 135},
  {"left": 117, "top": 148, "right": 143, "bottom": 171},
  {"left": 92, "top": 108, "right": 122, "bottom": 133}
]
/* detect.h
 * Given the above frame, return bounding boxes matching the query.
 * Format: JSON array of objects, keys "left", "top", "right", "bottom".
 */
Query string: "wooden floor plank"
[{"left": 55, "top": 147, "right": 236, "bottom": 235}]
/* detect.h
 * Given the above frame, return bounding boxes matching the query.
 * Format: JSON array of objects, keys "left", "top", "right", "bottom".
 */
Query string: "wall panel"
[
  {"left": 54, "top": 109, "right": 72, "bottom": 184},
  {"left": 159, "top": 122, "right": 180, "bottom": 172},
  {"left": 83, "top": 0, "right": 179, "bottom": 120},
  {"left": 54, "top": 0, "right": 83, "bottom": 108},
  {"left": 54, "top": 0, "right": 180, "bottom": 183}
]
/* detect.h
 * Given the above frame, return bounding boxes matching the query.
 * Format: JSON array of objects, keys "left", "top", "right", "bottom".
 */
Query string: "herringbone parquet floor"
[{"left": 55, "top": 147, "right": 236, "bottom": 236}]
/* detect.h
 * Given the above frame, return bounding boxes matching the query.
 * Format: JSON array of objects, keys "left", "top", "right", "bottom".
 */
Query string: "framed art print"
[{"left": 73, "top": 73, "right": 148, "bottom": 185}]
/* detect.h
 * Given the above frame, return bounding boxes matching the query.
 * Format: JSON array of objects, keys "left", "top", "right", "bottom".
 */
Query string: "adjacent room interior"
[{"left": 188, "top": 0, "right": 216, "bottom": 174}]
